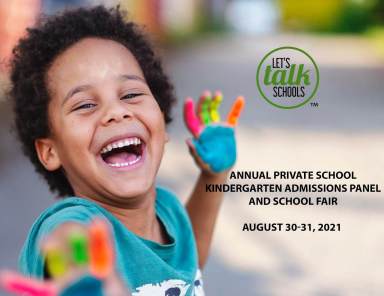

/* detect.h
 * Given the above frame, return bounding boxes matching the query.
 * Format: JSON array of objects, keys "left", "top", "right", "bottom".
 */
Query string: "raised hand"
[
  {"left": 183, "top": 91, "right": 245, "bottom": 174},
  {"left": 1, "top": 219, "right": 130, "bottom": 296}
]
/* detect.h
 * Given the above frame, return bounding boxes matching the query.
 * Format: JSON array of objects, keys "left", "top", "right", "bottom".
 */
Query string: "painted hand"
[
  {"left": 183, "top": 91, "right": 245, "bottom": 174},
  {"left": 0, "top": 219, "right": 130, "bottom": 296}
]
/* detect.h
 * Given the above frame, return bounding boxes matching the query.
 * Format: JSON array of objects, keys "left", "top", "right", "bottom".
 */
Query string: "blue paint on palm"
[
  {"left": 60, "top": 275, "right": 104, "bottom": 296},
  {"left": 193, "top": 126, "right": 236, "bottom": 173}
]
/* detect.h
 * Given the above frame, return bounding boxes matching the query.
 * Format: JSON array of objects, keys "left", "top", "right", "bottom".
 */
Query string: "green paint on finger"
[
  {"left": 200, "top": 95, "right": 212, "bottom": 125},
  {"left": 70, "top": 232, "right": 89, "bottom": 265}
]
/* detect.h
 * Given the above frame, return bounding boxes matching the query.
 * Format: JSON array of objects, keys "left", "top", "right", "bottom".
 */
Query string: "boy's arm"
[
  {"left": 1, "top": 220, "right": 130, "bottom": 296},
  {"left": 186, "top": 171, "right": 228, "bottom": 268},
  {"left": 183, "top": 92, "right": 244, "bottom": 269}
]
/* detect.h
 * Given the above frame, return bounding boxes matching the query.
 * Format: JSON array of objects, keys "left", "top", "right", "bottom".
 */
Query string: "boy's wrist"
[{"left": 200, "top": 169, "right": 229, "bottom": 182}]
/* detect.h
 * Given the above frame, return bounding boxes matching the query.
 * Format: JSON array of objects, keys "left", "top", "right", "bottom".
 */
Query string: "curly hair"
[{"left": 10, "top": 5, "right": 176, "bottom": 197}]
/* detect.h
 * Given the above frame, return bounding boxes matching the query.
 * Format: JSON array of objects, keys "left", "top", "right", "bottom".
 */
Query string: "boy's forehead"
[{"left": 46, "top": 38, "right": 145, "bottom": 95}]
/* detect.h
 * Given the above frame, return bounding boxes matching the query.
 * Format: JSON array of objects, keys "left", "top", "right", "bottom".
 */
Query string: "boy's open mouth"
[{"left": 100, "top": 136, "right": 144, "bottom": 168}]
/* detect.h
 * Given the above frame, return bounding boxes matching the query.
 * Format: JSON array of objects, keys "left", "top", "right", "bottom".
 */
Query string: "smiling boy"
[
  {"left": 7, "top": 5, "right": 242, "bottom": 296},
  {"left": 39, "top": 37, "right": 170, "bottom": 213}
]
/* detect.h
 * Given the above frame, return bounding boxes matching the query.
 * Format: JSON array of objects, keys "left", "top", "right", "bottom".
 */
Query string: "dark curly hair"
[{"left": 10, "top": 5, "right": 176, "bottom": 197}]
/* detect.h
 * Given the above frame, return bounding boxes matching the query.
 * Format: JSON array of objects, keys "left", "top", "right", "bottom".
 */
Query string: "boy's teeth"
[
  {"left": 100, "top": 137, "right": 142, "bottom": 154},
  {"left": 108, "top": 155, "right": 142, "bottom": 167}
]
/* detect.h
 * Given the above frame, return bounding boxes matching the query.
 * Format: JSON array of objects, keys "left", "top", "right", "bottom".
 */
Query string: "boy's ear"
[{"left": 34, "top": 138, "right": 61, "bottom": 171}]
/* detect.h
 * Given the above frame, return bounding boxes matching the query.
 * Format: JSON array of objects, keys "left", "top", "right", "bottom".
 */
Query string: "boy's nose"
[{"left": 101, "top": 101, "right": 133, "bottom": 125}]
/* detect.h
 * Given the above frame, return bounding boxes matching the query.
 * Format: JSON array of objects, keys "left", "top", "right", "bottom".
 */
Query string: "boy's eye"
[
  {"left": 121, "top": 93, "right": 142, "bottom": 100},
  {"left": 72, "top": 103, "right": 96, "bottom": 111}
]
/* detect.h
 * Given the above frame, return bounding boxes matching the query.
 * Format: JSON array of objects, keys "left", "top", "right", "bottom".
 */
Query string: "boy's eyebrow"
[
  {"left": 62, "top": 85, "right": 91, "bottom": 106},
  {"left": 118, "top": 74, "right": 146, "bottom": 83},
  {"left": 62, "top": 74, "right": 145, "bottom": 106}
]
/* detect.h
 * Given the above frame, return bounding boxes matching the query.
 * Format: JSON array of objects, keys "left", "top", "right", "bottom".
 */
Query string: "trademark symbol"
[{"left": 310, "top": 102, "right": 319, "bottom": 107}]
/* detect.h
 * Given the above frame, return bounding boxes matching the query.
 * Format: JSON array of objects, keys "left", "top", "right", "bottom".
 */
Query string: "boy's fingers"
[
  {"left": 183, "top": 98, "right": 202, "bottom": 137},
  {"left": 227, "top": 96, "right": 245, "bottom": 126},
  {"left": 69, "top": 231, "right": 89, "bottom": 266},
  {"left": 210, "top": 90, "right": 223, "bottom": 123},
  {"left": 89, "top": 219, "right": 114, "bottom": 279},
  {"left": 198, "top": 90, "right": 212, "bottom": 125},
  {"left": 40, "top": 223, "right": 88, "bottom": 279},
  {"left": 45, "top": 247, "right": 68, "bottom": 279},
  {"left": 0, "top": 270, "right": 57, "bottom": 296}
]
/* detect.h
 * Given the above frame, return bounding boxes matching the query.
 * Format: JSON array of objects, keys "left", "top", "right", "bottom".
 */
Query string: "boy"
[{"left": 3, "top": 5, "right": 243, "bottom": 296}]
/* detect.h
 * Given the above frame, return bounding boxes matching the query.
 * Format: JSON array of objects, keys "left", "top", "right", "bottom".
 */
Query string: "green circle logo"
[{"left": 256, "top": 46, "right": 319, "bottom": 109}]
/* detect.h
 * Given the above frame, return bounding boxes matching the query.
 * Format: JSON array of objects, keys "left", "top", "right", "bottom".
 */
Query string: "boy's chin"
[{"left": 106, "top": 179, "right": 155, "bottom": 201}]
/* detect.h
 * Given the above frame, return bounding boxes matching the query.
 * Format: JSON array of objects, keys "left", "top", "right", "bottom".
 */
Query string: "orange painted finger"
[
  {"left": 89, "top": 219, "right": 113, "bottom": 279},
  {"left": 227, "top": 96, "right": 245, "bottom": 126},
  {"left": 184, "top": 97, "right": 202, "bottom": 137}
]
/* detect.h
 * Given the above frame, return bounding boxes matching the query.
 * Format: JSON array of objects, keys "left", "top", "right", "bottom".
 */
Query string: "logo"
[{"left": 256, "top": 46, "right": 319, "bottom": 109}]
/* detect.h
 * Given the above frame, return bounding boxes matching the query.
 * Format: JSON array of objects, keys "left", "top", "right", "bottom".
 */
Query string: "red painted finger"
[
  {"left": 183, "top": 98, "right": 202, "bottom": 137},
  {"left": 0, "top": 271, "right": 57, "bottom": 296},
  {"left": 227, "top": 96, "right": 245, "bottom": 126}
]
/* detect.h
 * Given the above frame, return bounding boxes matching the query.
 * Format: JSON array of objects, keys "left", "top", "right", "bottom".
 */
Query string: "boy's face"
[{"left": 38, "top": 38, "right": 168, "bottom": 203}]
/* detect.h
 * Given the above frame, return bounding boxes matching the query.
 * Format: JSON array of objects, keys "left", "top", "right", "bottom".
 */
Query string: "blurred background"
[{"left": 1, "top": 0, "right": 383, "bottom": 295}]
